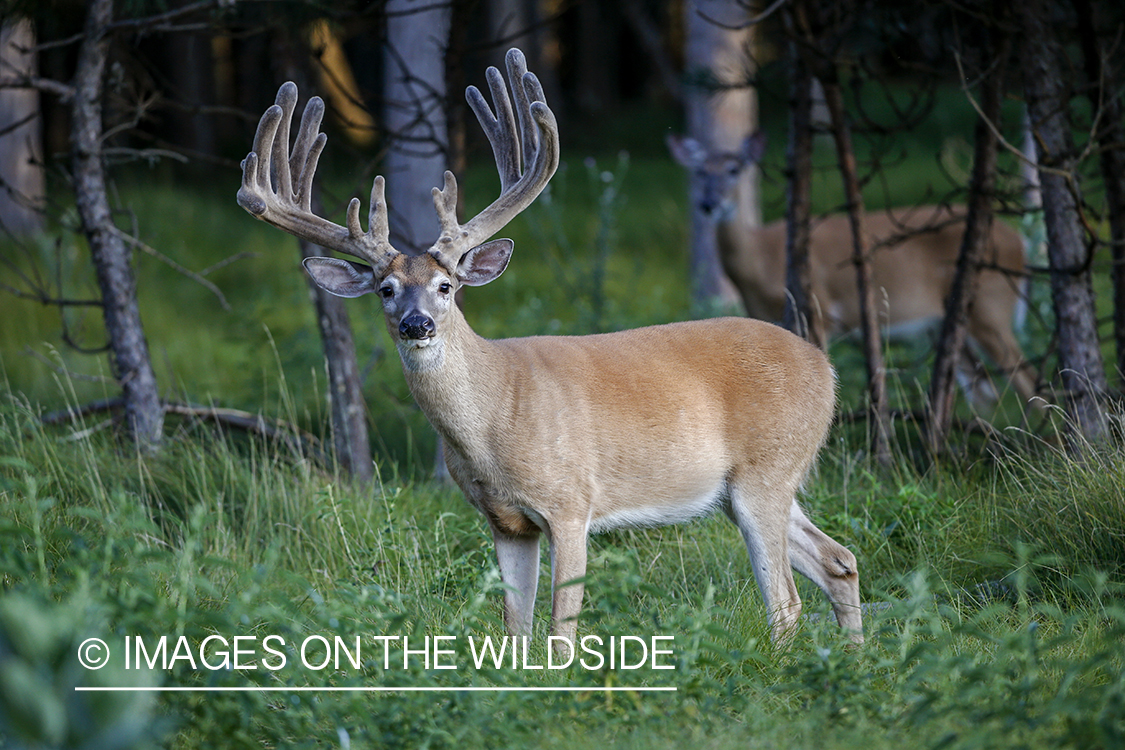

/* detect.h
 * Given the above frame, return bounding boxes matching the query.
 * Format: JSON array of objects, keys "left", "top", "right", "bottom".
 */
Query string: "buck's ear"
[
  {"left": 457, "top": 239, "right": 513, "bottom": 287},
  {"left": 302, "top": 257, "right": 377, "bottom": 298}
]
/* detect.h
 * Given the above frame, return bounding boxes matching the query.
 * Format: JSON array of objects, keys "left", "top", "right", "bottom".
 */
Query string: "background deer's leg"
[
  {"left": 726, "top": 480, "right": 803, "bottom": 643},
  {"left": 787, "top": 502, "right": 864, "bottom": 643},
  {"left": 491, "top": 525, "right": 542, "bottom": 637},
  {"left": 547, "top": 518, "right": 588, "bottom": 651},
  {"left": 967, "top": 316, "right": 1040, "bottom": 408},
  {"left": 954, "top": 344, "right": 1000, "bottom": 410}
]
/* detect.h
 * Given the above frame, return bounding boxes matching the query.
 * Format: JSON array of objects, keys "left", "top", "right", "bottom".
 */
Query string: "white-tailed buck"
[
  {"left": 668, "top": 133, "right": 1038, "bottom": 409},
  {"left": 238, "top": 50, "right": 862, "bottom": 651}
]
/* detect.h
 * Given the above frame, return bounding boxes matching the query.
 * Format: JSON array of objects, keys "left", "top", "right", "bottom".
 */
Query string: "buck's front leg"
[
  {"left": 491, "top": 525, "right": 542, "bottom": 637},
  {"left": 548, "top": 519, "right": 589, "bottom": 657}
]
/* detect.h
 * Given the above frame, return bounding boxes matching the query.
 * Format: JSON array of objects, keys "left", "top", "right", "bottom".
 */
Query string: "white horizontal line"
[{"left": 75, "top": 686, "right": 677, "bottom": 693}]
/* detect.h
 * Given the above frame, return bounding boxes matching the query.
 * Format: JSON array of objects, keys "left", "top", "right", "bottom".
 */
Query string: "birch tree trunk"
[
  {"left": 1021, "top": 0, "right": 1109, "bottom": 443},
  {"left": 384, "top": 0, "right": 452, "bottom": 478},
  {"left": 0, "top": 19, "right": 44, "bottom": 236},
  {"left": 383, "top": 0, "right": 452, "bottom": 253},
  {"left": 72, "top": 0, "right": 164, "bottom": 450},
  {"left": 682, "top": 0, "right": 756, "bottom": 307}
]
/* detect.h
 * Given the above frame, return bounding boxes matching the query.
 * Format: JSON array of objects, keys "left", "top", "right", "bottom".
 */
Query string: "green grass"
[
  {"left": 1, "top": 80, "right": 1123, "bottom": 747},
  {"left": 0, "top": 380, "right": 1122, "bottom": 749}
]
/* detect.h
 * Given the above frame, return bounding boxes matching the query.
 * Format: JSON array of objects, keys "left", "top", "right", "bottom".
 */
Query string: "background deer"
[
  {"left": 237, "top": 50, "right": 862, "bottom": 651},
  {"left": 668, "top": 133, "right": 1039, "bottom": 410}
]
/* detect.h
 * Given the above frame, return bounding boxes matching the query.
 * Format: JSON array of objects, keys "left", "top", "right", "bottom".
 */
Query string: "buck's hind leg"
[
  {"left": 726, "top": 479, "right": 803, "bottom": 643},
  {"left": 787, "top": 502, "right": 863, "bottom": 643},
  {"left": 491, "top": 525, "right": 542, "bottom": 637}
]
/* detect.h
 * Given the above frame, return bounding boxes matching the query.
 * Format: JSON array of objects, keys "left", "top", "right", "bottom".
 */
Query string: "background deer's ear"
[
  {"left": 456, "top": 239, "right": 513, "bottom": 287},
  {"left": 666, "top": 133, "right": 704, "bottom": 167},
  {"left": 743, "top": 131, "right": 768, "bottom": 163},
  {"left": 302, "top": 257, "right": 377, "bottom": 298}
]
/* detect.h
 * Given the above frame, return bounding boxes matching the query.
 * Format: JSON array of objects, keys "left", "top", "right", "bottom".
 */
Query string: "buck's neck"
[{"left": 395, "top": 305, "right": 509, "bottom": 456}]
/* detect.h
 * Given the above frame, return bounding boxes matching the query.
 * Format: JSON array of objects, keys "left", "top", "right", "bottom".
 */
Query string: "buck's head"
[
  {"left": 667, "top": 132, "right": 766, "bottom": 219},
  {"left": 301, "top": 232, "right": 514, "bottom": 354},
  {"left": 236, "top": 48, "right": 557, "bottom": 361}
]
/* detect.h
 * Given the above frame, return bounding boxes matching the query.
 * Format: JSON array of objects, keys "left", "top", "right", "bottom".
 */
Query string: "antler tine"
[
  {"left": 237, "top": 82, "right": 397, "bottom": 272},
  {"left": 505, "top": 48, "right": 537, "bottom": 173},
  {"left": 429, "top": 48, "right": 559, "bottom": 271},
  {"left": 271, "top": 82, "right": 298, "bottom": 201},
  {"left": 290, "top": 91, "right": 327, "bottom": 213},
  {"left": 468, "top": 65, "right": 520, "bottom": 191},
  {"left": 433, "top": 171, "right": 459, "bottom": 239},
  {"left": 367, "top": 176, "right": 390, "bottom": 247},
  {"left": 241, "top": 104, "right": 283, "bottom": 213}
]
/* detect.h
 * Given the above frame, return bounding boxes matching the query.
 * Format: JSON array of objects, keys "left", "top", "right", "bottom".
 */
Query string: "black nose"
[{"left": 399, "top": 313, "right": 435, "bottom": 340}]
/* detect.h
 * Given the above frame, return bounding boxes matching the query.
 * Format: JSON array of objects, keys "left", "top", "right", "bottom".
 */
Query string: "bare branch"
[
  {"left": 106, "top": 225, "right": 231, "bottom": 310},
  {"left": 106, "top": 0, "right": 226, "bottom": 32},
  {"left": 22, "top": 347, "right": 112, "bottom": 383},
  {"left": 953, "top": 50, "right": 1072, "bottom": 182},
  {"left": 125, "top": 129, "right": 246, "bottom": 169},
  {"left": 102, "top": 147, "right": 190, "bottom": 165},
  {"left": 0, "top": 110, "right": 36, "bottom": 139},
  {"left": 384, "top": 1, "right": 458, "bottom": 19},
  {"left": 0, "top": 75, "right": 75, "bottom": 101},
  {"left": 157, "top": 99, "right": 263, "bottom": 125},
  {"left": 696, "top": 0, "right": 790, "bottom": 30},
  {"left": 0, "top": 232, "right": 78, "bottom": 307},
  {"left": 198, "top": 251, "right": 256, "bottom": 277},
  {"left": 621, "top": 0, "right": 682, "bottom": 101},
  {"left": 29, "top": 31, "right": 87, "bottom": 54},
  {"left": 0, "top": 280, "right": 102, "bottom": 307},
  {"left": 39, "top": 397, "right": 326, "bottom": 464}
]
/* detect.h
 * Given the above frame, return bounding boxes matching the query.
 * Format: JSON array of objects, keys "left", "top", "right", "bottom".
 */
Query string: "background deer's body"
[
  {"left": 238, "top": 51, "right": 862, "bottom": 652},
  {"left": 669, "top": 134, "right": 1037, "bottom": 407}
]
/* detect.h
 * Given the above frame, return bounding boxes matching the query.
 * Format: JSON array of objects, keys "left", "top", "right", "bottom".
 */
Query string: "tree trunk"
[
  {"left": 682, "top": 0, "right": 756, "bottom": 308},
  {"left": 383, "top": 0, "right": 452, "bottom": 253},
  {"left": 573, "top": 0, "right": 619, "bottom": 114},
  {"left": 820, "top": 78, "right": 891, "bottom": 465},
  {"left": 274, "top": 26, "right": 373, "bottom": 485},
  {"left": 72, "top": 0, "right": 164, "bottom": 450},
  {"left": 781, "top": 12, "right": 816, "bottom": 344},
  {"left": 484, "top": 0, "right": 560, "bottom": 112},
  {"left": 154, "top": 9, "right": 216, "bottom": 158},
  {"left": 0, "top": 19, "right": 44, "bottom": 236},
  {"left": 1074, "top": 0, "right": 1125, "bottom": 389},
  {"left": 928, "top": 24, "right": 1010, "bottom": 451},
  {"left": 384, "top": 0, "right": 452, "bottom": 479},
  {"left": 621, "top": 0, "right": 682, "bottom": 102},
  {"left": 299, "top": 227, "right": 374, "bottom": 485},
  {"left": 1021, "top": 0, "right": 1109, "bottom": 443}
]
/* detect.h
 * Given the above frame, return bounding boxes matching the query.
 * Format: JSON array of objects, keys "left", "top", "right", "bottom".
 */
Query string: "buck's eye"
[
  {"left": 379, "top": 285, "right": 394, "bottom": 299},
  {"left": 438, "top": 282, "right": 452, "bottom": 295}
]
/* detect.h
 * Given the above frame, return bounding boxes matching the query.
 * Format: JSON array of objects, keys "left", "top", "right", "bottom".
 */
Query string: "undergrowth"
[{"left": 1, "top": 384, "right": 1123, "bottom": 750}]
